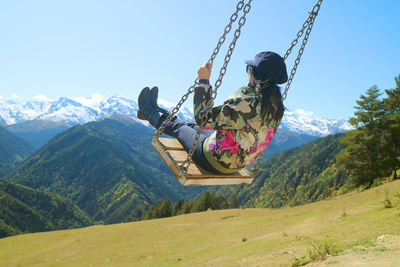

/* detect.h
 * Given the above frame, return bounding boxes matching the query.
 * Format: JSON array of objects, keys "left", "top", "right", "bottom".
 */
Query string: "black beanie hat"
[{"left": 245, "top": 51, "right": 288, "bottom": 84}]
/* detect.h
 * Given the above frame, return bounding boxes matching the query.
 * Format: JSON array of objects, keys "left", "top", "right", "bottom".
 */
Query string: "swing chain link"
[
  {"left": 251, "top": 0, "right": 323, "bottom": 177},
  {"left": 153, "top": 0, "right": 252, "bottom": 182},
  {"left": 282, "top": 0, "right": 323, "bottom": 101},
  {"left": 180, "top": 0, "right": 253, "bottom": 180}
]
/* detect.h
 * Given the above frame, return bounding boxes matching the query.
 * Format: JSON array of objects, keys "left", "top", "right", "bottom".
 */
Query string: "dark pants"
[{"left": 160, "top": 118, "right": 224, "bottom": 174}]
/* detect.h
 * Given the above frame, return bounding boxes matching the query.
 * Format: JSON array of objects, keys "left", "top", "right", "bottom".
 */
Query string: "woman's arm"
[
  {"left": 194, "top": 84, "right": 260, "bottom": 129},
  {"left": 193, "top": 63, "right": 260, "bottom": 130}
]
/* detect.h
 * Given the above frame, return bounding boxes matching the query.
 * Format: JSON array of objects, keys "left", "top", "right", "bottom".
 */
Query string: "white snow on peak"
[
  {"left": 281, "top": 109, "right": 353, "bottom": 136},
  {"left": 0, "top": 93, "right": 352, "bottom": 136},
  {"left": 73, "top": 93, "right": 106, "bottom": 111},
  {"left": 158, "top": 99, "right": 177, "bottom": 109}
]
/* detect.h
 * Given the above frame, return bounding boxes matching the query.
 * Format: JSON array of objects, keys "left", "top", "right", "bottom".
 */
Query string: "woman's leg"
[
  {"left": 138, "top": 86, "right": 223, "bottom": 174},
  {"left": 160, "top": 117, "right": 205, "bottom": 151},
  {"left": 162, "top": 117, "right": 213, "bottom": 138},
  {"left": 160, "top": 117, "right": 224, "bottom": 174}
]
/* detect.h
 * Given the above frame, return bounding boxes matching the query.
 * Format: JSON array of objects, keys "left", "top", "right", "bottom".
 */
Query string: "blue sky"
[{"left": 0, "top": 0, "right": 399, "bottom": 119}]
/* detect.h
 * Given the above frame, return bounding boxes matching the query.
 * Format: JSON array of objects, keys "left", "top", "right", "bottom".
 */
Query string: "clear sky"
[{"left": 0, "top": 0, "right": 399, "bottom": 119}]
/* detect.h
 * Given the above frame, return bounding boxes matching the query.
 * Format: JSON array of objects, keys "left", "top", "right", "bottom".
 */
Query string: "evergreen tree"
[
  {"left": 215, "top": 194, "right": 228, "bottom": 210},
  {"left": 382, "top": 75, "right": 400, "bottom": 179},
  {"left": 229, "top": 193, "right": 239, "bottom": 208},
  {"left": 194, "top": 191, "right": 214, "bottom": 212},
  {"left": 180, "top": 200, "right": 191, "bottom": 214},
  {"left": 172, "top": 199, "right": 190, "bottom": 216},
  {"left": 337, "top": 86, "right": 387, "bottom": 186},
  {"left": 158, "top": 199, "right": 172, "bottom": 218},
  {"left": 191, "top": 191, "right": 228, "bottom": 212}
]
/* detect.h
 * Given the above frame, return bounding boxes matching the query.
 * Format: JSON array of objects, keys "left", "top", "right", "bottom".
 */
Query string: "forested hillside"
[
  {"left": 6, "top": 120, "right": 69, "bottom": 150},
  {"left": 262, "top": 128, "right": 318, "bottom": 160},
  {"left": 83, "top": 114, "right": 206, "bottom": 199},
  {"left": 7, "top": 116, "right": 205, "bottom": 224},
  {"left": 0, "top": 126, "right": 33, "bottom": 177},
  {"left": 0, "top": 179, "right": 91, "bottom": 238}
]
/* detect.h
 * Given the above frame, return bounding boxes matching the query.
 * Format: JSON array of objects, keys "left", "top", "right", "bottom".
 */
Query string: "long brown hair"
[{"left": 248, "top": 66, "right": 285, "bottom": 122}]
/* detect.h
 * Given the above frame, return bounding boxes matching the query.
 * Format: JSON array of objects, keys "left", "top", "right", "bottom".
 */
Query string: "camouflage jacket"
[{"left": 193, "top": 80, "right": 282, "bottom": 173}]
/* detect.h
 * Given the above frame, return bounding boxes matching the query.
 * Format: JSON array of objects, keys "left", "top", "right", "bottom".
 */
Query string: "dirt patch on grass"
[{"left": 306, "top": 235, "right": 400, "bottom": 267}]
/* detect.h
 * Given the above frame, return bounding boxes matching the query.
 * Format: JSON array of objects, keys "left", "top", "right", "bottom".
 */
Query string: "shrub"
[
  {"left": 383, "top": 191, "right": 392, "bottom": 209},
  {"left": 292, "top": 239, "right": 342, "bottom": 267}
]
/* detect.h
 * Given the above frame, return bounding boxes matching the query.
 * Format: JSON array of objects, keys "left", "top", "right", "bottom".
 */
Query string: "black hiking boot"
[
  {"left": 150, "top": 86, "right": 169, "bottom": 116},
  {"left": 137, "top": 87, "right": 168, "bottom": 129}
]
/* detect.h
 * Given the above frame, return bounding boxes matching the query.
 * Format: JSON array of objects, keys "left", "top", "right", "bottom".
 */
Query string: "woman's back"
[{"left": 194, "top": 84, "right": 282, "bottom": 173}]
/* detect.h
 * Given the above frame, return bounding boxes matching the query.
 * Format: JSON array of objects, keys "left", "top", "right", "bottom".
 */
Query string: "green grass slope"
[{"left": 0, "top": 180, "right": 399, "bottom": 266}]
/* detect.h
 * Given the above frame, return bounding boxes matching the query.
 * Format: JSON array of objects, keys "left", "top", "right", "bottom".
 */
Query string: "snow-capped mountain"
[
  {"left": 281, "top": 109, "right": 353, "bottom": 137},
  {"left": 0, "top": 94, "right": 352, "bottom": 136}
]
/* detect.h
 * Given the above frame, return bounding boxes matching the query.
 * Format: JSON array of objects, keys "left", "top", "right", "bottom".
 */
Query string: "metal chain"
[
  {"left": 153, "top": 0, "right": 246, "bottom": 143},
  {"left": 282, "top": 0, "right": 323, "bottom": 101},
  {"left": 152, "top": 0, "right": 252, "bottom": 182},
  {"left": 251, "top": 0, "right": 323, "bottom": 177},
  {"left": 180, "top": 0, "right": 253, "bottom": 181}
]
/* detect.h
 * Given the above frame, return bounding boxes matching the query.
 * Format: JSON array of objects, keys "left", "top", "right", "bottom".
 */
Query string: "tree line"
[
  {"left": 142, "top": 191, "right": 238, "bottom": 220},
  {"left": 337, "top": 75, "right": 400, "bottom": 187}
]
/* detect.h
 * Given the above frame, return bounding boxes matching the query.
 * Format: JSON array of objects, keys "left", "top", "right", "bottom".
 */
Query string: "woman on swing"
[{"left": 137, "top": 51, "right": 288, "bottom": 175}]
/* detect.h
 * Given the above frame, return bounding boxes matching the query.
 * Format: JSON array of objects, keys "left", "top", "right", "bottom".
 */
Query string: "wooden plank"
[
  {"left": 169, "top": 150, "right": 190, "bottom": 163},
  {"left": 166, "top": 144, "right": 252, "bottom": 177},
  {"left": 153, "top": 138, "right": 254, "bottom": 186},
  {"left": 186, "top": 165, "right": 252, "bottom": 178},
  {"left": 239, "top": 169, "right": 252, "bottom": 177},
  {"left": 159, "top": 138, "right": 185, "bottom": 151},
  {"left": 167, "top": 150, "right": 252, "bottom": 178},
  {"left": 184, "top": 177, "right": 254, "bottom": 186},
  {"left": 152, "top": 140, "right": 183, "bottom": 182}
]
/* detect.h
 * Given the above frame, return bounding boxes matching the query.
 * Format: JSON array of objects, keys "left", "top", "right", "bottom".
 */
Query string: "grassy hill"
[{"left": 0, "top": 180, "right": 399, "bottom": 266}]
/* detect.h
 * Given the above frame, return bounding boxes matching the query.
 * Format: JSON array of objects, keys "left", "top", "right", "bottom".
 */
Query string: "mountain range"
[
  {"left": 0, "top": 94, "right": 352, "bottom": 137},
  {"left": 0, "top": 94, "right": 355, "bottom": 238}
]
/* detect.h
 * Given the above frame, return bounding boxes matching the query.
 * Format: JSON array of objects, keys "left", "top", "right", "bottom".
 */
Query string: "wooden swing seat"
[{"left": 152, "top": 137, "right": 254, "bottom": 186}]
